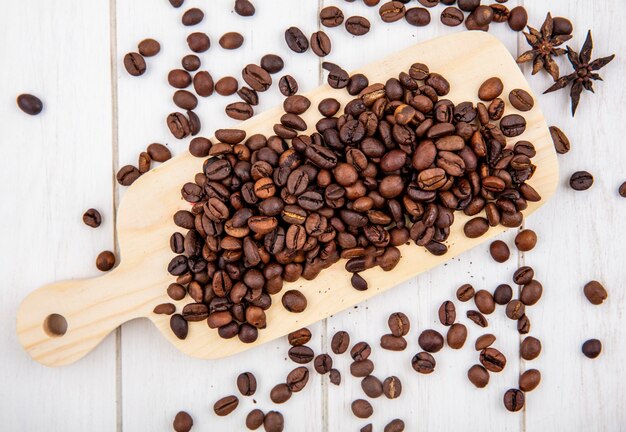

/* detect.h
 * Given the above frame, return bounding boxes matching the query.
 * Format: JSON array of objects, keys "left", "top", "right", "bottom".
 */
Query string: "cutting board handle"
[{"left": 16, "top": 266, "right": 151, "bottom": 366}]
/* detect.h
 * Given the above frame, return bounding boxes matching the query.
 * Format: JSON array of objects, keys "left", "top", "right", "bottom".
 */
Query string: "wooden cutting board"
[{"left": 17, "top": 31, "right": 558, "bottom": 367}]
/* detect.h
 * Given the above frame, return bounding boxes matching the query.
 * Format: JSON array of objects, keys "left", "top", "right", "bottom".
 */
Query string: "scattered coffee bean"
[
  {"left": 286, "top": 366, "right": 309, "bottom": 392},
  {"left": 169, "top": 0, "right": 183, "bottom": 8},
  {"left": 246, "top": 409, "right": 265, "bottom": 430},
  {"left": 173, "top": 411, "right": 193, "bottom": 432},
  {"left": 168, "top": 69, "right": 192, "bottom": 89},
  {"left": 619, "top": 182, "right": 626, "bottom": 197},
  {"left": 288, "top": 328, "right": 312, "bottom": 346},
  {"left": 186, "top": 32, "right": 210, "bottom": 53},
  {"left": 552, "top": 16, "right": 573, "bottom": 36},
  {"left": 411, "top": 352, "right": 436, "bottom": 374},
  {"left": 263, "top": 411, "right": 284, "bottom": 432},
  {"left": 282, "top": 290, "right": 307, "bottom": 312},
  {"left": 138, "top": 38, "right": 160, "bottom": 57},
  {"left": 270, "top": 383, "right": 292, "bottom": 404},
  {"left": 570, "top": 171, "right": 594, "bottom": 191},
  {"left": 138, "top": 152, "right": 151, "bottom": 174},
  {"left": 123, "top": 52, "right": 146, "bottom": 76},
  {"left": 513, "top": 266, "right": 534, "bottom": 285},
  {"left": 474, "top": 290, "right": 495, "bottom": 314},
  {"left": 288, "top": 345, "right": 314, "bottom": 364},
  {"left": 189, "top": 137, "right": 211, "bottom": 157},
  {"left": 351, "top": 341, "right": 372, "bottom": 361},
  {"left": 582, "top": 339, "right": 602, "bottom": 358},
  {"left": 153, "top": 303, "right": 175, "bottom": 315},
  {"left": 219, "top": 32, "right": 244, "bottom": 50},
  {"left": 418, "top": 0, "right": 439, "bottom": 7},
  {"left": 361, "top": 426, "right": 373, "bottom": 432},
  {"left": 314, "top": 354, "right": 333, "bottom": 374},
  {"left": 383, "top": 375, "right": 402, "bottom": 399},
  {"left": 379, "top": 1, "right": 406, "bottom": 23},
  {"left": 181, "top": 54, "right": 200, "bottom": 71},
  {"left": 515, "top": 229, "right": 537, "bottom": 251},
  {"left": 480, "top": 347, "right": 506, "bottom": 372},
  {"left": 361, "top": 375, "right": 384, "bottom": 398},
  {"left": 310, "top": 31, "right": 332, "bottom": 57},
  {"left": 467, "top": 364, "right": 490, "bottom": 388},
  {"left": 285, "top": 27, "right": 309, "bottom": 53},
  {"left": 441, "top": 7, "right": 464, "bottom": 26},
  {"left": 467, "top": 310, "right": 488, "bottom": 327},
  {"left": 329, "top": 369, "right": 341, "bottom": 385},
  {"left": 519, "top": 369, "right": 541, "bottom": 392},
  {"left": 418, "top": 329, "right": 444, "bottom": 353},
  {"left": 493, "top": 284, "right": 513, "bottom": 305},
  {"left": 388, "top": 312, "right": 410, "bottom": 337},
  {"left": 507, "top": 6, "right": 528, "bottom": 31},
  {"left": 331, "top": 331, "right": 350, "bottom": 354},
  {"left": 260, "top": 54, "right": 284, "bottom": 74},
  {"left": 520, "top": 336, "right": 541, "bottom": 360},
  {"left": 234, "top": 0, "right": 255, "bottom": 17},
  {"left": 345, "top": 16, "right": 371, "bottom": 36},
  {"left": 405, "top": 7, "right": 431, "bottom": 26},
  {"left": 182, "top": 8, "right": 203, "bottom": 26},
  {"left": 237, "top": 372, "right": 257, "bottom": 396},
  {"left": 96, "top": 250, "right": 116, "bottom": 271},
  {"left": 170, "top": 314, "right": 188, "bottom": 339},
  {"left": 438, "top": 300, "right": 456, "bottom": 326},
  {"left": 489, "top": 240, "right": 510, "bottom": 263},
  {"left": 83, "top": 208, "right": 102, "bottom": 228},
  {"left": 447, "top": 323, "right": 467, "bottom": 349},
  {"left": 351, "top": 399, "right": 373, "bottom": 419},
  {"left": 584, "top": 280, "right": 608, "bottom": 305},
  {"left": 351, "top": 273, "right": 368, "bottom": 290},
  {"left": 509, "top": 88, "right": 534, "bottom": 111},
  {"left": 517, "top": 314, "right": 531, "bottom": 334},
  {"left": 475, "top": 334, "right": 496, "bottom": 350},
  {"left": 384, "top": 419, "right": 405, "bottom": 432},
  {"left": 320, "top": 6, "right": 345, "bottom": 28},
  {"left": 279, "top": 75, "right": 298, "bottom": 96},
  {"left": 506, "top": 299, "right": 525, "bottom": 320},
  {"left": 16, "top": 93, "right": 43, "bottom": 115},
  {"left": 380, "top": 334, "right": 407, "bottom": 351},
  {"left": 456, "top": 284, "right": 475, "bottom": 302},
  {"left": 503, "top": 388, "right": 525, "bottom": 412},
  {"left": 520, "top": 280, "right": 543, "bottom": 305},
  {"left": 478, "top": 77, "right": 504, "bottom": 101},
  {"left": 464, "top": 217, "right": 489, "bottom": 238},
  {"left": 549, "top": 125, "right": 570, "bottom": 154},
  {"left": 351, "top": 359, "right": 375, "bottom": 377}
]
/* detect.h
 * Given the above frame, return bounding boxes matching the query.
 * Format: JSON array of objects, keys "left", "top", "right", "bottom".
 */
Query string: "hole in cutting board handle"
[{"left": 43, "top": 313, "right": 68, "bottom": 337}]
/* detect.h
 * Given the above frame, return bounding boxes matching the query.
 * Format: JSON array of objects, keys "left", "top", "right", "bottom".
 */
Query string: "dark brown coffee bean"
[
  {"left": 405, "top": 7, "right": 431, "bottom": 26},
  {"left": 237, "top": 372, "right": 257, "bottom": 396},
  {"left": 96, "top": 250, "right": 115, "bottom": 271},
  {"left": 475, "top": 334, "right": 496, "bottom": 350},
  {"left": 474, "top": 290, "right": 495, "bottom": 314},
  {"left": 288, "top": 328, "right": 312, "bottom": 346},
  {"left": 380, "top": 334, "right": 407, "bottom": 351},
  {"left": 418, "top": 0, "right": 439, "bottom": 7},
  {"left": 288, "top": 345, "right": 314, "bottom": 363},
  {"left": 314, "top": 354, "right": 333, "bottom": 374},
  {"left": 285, "top": 27, "right": 309, "bottom": 53},
  {"left": 508, "top": 6, "right": 528, "bottom": 31},
  {"left": 189, "top": 137, "right": 212, "bottom": 157},
  {"left": 411, "top": 352, "right": 436, "bottom": 374},
  {"left": 506, "top": 300, "right": 525, "bottom": 320},
  {"left": 182, "top": 303, "right": 208, "bottom": 321},
  {"left": 509, "top": 89, "right": 534, "bottom": 111},
  {"left": 182, "top": 7, "right": 203, "bottom": 25},
  {"left": 153, "top": 303, "right": 175, "bottom": 315},
  {"left": 138, "top": 38, "right": 160, "bottom": 57},
  {"left": 287, "top": 366, "right": 309, "bottom": 392},
  {"left": 480, "top": 347, "right": 506, "bottom": 372},
  {"left": 517, "top": 314, "right": 531, "bottom": 334},
  {"left": 167, "top": 283, "right": 186, "bottom": 301},
  {"left": 214, "top": 395, "right": 239, "bottom": 416},
  {"left": 350, "top": 359, "right": 374, "bottom": 377},
  {"left": 284, "top": 95, "right": 311, "bottom": 114},
  {"left": 515, "top": 229, "right": 537, "bottom": 251},
  {"left": 181, "top": 54, "right": 200, "bottom": 71},
  {"left": 570, "top": 171, "right": 593, "bottom": 191},
  {"left": 187, "top": 32, "right": 210, "bottom": 52},
  {"left": 489, "top": 240, "right": 510, "bottom": 263},
  {"left": 584, "top": 281, "right": 608, "bottom": 305},
  {"left": 446, "top": 323, "right": 467, "bottom": 349},
  {"left": 234, "top": 0, "right": 255, "bottom": 16},
  {"left": 124, "top": 52, "right": 146, "bottom": 76},
  {"left": 242, "top": 64, "right": 272, "bottom": 92},
  {"left": 16, "top": 93, "right": 43, "bottom": 115},
  {"left": 513, "top": 266, "right": 534, "bottom": 285},
  {"left": 170, "top": 314, "right": 188, "bottom": 339},
  {"left": 464, "top": 217, "right": 489, "bottom": 238},
  {"left": 351, "top": 273, "right": 368, "bottom": 291},
  {"left": 379, "top": 1, "right": 406, "bottom": 23},
  {"left": 438, "top": 301, "right": 456, "bottom": 326},
  {"left": 219, "top": 32, "right": 244, "bottom": 49},
  {"left": 478, "top": 77, "right": 503, "bottom": 101},
  {"left": 246, "top": 409, "right": 265, "bottom": 430},
  {"left": 278, "top": 75, "right": 298, "bottom": 96},
  {"left": 83, "top": 208, "right": 102, "bottom": 228},
  {"left": 320, "top": 6, "right": 345, "bottom": 27},
  {"left": 467, "top": 310, "right": 488, "bottom": 327},
  {"left": 361, "top": 375, "right": 383, "bottom": 398},
  {"left": 331, "top": 331, "right": 350, "bottom": 354},
  {"left": 619, "top": 182, "right": 626, "bottom": 197},
  {"left": 345, "top": 16, "right": 371, "bottom": 36},
  {"left": 490, "top": 4, "right": 510, "bottom": 22},
  {"left": 493, "top": 284, "right": 513, "bottom": 305},
  {"left": 351, "top": 341, "right": 372, "bottom": 361},
  {"left": 388, "top": 312, "right": 410, "bottom": 336},
  {"left": 328, "top": 369, "right": 341, "bottom": 386},
  {"left": 225, "top": 102, "right": 253, "bottom": 120},
  {"left": 263, "top": 411, "right": 284, "bottom": 432},
  {"left": 173, "top": 411, "right": 193, "bottom": 432},
  {"left": 137, "top": 152, "right": 151, "bottom": 173},
  {"left": 173, "top": 89, "right": 198, "bottom": 110},
  {"left": 351, "top": 399, "right": 373, "bottom": 419},
  {"left": 456, "top": 284, "right": 475, "bottom": 302},
  {"left": 418, "top": 329, "right": 444, "bottom": 353},
  {"left": 440, "top": 7, "right": 464, "bottom": 26},
  {"left": 553, "top": 16, "right": 573, "bottom": 35},
  {"left": 169, "top": 69, "right": 192, "bottom": 88},
  {"left": 503, "top": 389, "right": 525, "bottom": 412},
  {"left": 270, "top": 383, "right": 292, "bottom": 404},
  {"left": 520, "top": 336, "right": 541, "bottom": 360},
  {"left": 383, "top": 376, "right": 402, "bottom": 399},
  {"left": 519, "top": 369, "right": 541, "bottom": 392},
  {"left": 467, "top": 364, "right": 489, "bottom": 388},
  {"left": 548, "top": 125, "right": 570, "bottom": 154},
  {"left": 582, "top": 339, "right": 602, "bottom": 358},
  {"left": 167, "top": 112, "right": 191, "bottom": 139},
  {"left": 239, "top": 323, "right": 259, "bottom": 343},
  {"left": 215, "top": 77, "right": 238, "bottom": 96},
  {"left": 500, "top": 114, "right": 526, "bottom": 137},
  {"left": 310, "top": 31, "right": 332, "bottom": 57}
]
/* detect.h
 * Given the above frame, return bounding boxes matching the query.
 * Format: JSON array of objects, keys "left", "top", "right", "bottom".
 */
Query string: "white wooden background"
[{"left": 1, "top": 0, "right": 625, "bottom": 431}]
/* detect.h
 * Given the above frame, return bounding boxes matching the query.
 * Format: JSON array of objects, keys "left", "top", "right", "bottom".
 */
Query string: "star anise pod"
[
  {"left": 544, "top": 30, "right": 615, "bottom": 116},
  {"left": 517, "top": 13, "right": 572, "bottom": 81}
]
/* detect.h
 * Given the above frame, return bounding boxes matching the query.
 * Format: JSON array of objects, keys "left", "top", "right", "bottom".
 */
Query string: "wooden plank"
[
  {"left": 0, "top": 0, "right": 116, "bottom": 430},
  {"left": 522, "top": 1, "right": 626, "bottom": 430},
  {"left": 114, "top": 0, "right": 323, "bottom": 430}
]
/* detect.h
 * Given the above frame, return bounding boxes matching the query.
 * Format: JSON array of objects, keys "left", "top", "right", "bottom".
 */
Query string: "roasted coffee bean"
[
  {"left": 474, "top": 290, "right": 495, "bottom": 314},
  {"left": 320, "top": 6, "right": 345, "bottom": 27},
  {"left": 411, "top": 352, "right": 436, "bottom": 374},
  {"left": 288, "top": 328, "right": 312, "bottom": 346},
  {"left": 388, "top": 312, "right": 410, "bottom": 336},
  {"left": 361, "top": 375, "right": 383, "bottom": 398},
  {"left": 569, "top": 171, "right": 593, "bottom": 191},
  {"left": 379, "top": 1, "right": 406, "bottom": 23},
  {"left": 447, "top": 323, "right": 467, "bottom": 349},
  {"left": 16, "top": 93, "right": 43, "bottom": 115},
  {"left": 513, "top": 266, "right": 534, "bottom": 285},
  {"left": 326, "top": 65, "right": 350, "bottom": 89},
  {"left": 383, "top": 376, "right": 402, "bottom": 399},
  {"left": 167, "top": 283, "right": 186, "bottom": 301},
  {"left": 182, "top": 303, "right": 208, "bottom": 321},
  {"left": 314, "top": 354, "right": 333, "bottom": 374},
  {"left": 515, "top": 280, "right": 539, "bottom": 306},
  {"left": 219, "top": 32, "right": 244, "bottom": 49},
  {"left": 380, "top": 334, "right": 407, "bottom": 351},
  {"left": 288, "top": 345, "right": 314, "bottom": 363},
  {"left": 123, "top": 52, "right": 146, "bottom": 76},
  {"left": 582, "top": 339, "right": 602, "bottom": 358},
  {"left": 506, "top": 300, "right": 525, "bottom": 320},
  {"left": 418, "top": 329, "right": 444, "bottom": 353},
  {"left": 173, "top": 411, "right": 193, "bottom": 432},
  {"left": 263, "top": 411, "right": 284, "bottom": 432},
  {"left": 345, "top": 16, "right": 371, "bottom": 36},
  {"left": 270, "top": 383, "right": 292, "bottom": 404},
  {"left": 173, "top": 90, "right": 198, "bottom": 110},
  {"left": 475, "top": 334, "right": 496, "bottom": 351},
  {"left": 515, "top": 229, "right": 537, "bottom": 251},
  {"left": 226, "top": 102, "right": 253, "bottom": 120},
  {"left": 503, "top": 389, "right": 525, "bottom": 412},
  {"left": 467, "top": 310, "right": 488, "bottom": 327},
  {"left": 214, "top": 395, "right": 239, "bottom": 416},
  {"left": 215, "top": 76, "right": 238, "bottom": 96},
  {"left": 285, "top": 27, "right": 309, "bottom": 53},
  {"left": 234, "top": 0, "right": 255, "bottom": 16},
  {"left": 187, "top": 32, "right": 210, "bottom": 52},
  {"left": 153, "top": 303, "right": 175, "bottom": 315},
  {"left": 500, "top": 114, "right": 526, "bottom": 137},
  {"left": 189, "top": 137, "right": 211, "bottom": 158},
  {"left": 549, "top": 126, "right": 570, "bottom": 154},
  {"left": 329, "top": 369, "right": 341, "bottom": 385},
  {"left": 519, "top": 369, "right": 541, "bottom": 392},
  {"left": 509, "top": 89, "right": 534, "bottom": 111},
  {"left": 260, "top": 54, "right": 284, "bottom": 74},
  {"left": 168, "top": 0, "right": 183, "bottom": 7},
  {"left": 493, "top": 284, "right": 513, "bottom": 305},
  {"left": 284, "top": 95, "right": 311, "bottom": 114},
  {"left": 405, "top": 7, "right": 431, "bottom": 26},
  {"left": 489, "top": 240, "right": 510, "bottom": 262},
  {"left": 418, "top": 0, "right": 439, "bottom": 7},
  {"left": 464, "top": 217, "right": 489, "bottom": 238},
  {"left": 246, "top": 409, "right": 265, "bottom": 430},
  {"left": 83, "top": 208, "right": 102, "bottom": 228},
  {"left": 242, "top": 64, "right": 272, "bottom": 92},
  {"left": 517, "top": 314, "right": 531, "bottom": 334},
  {"left": 239, "top": 323, "right": 259, "bottom": 343},
  {"left": 279, "top": 75, "right": 298, "bottom": 96},
  {"left": 508, "top": 6, "right": 528, "bottom": 31},
  {"left": 438, "top": 301, "right": 456, "bottom": 326},
  {"left": 169, "top": 69, "right": 192, "bottom": 88},
  {"left": 170, "top": 314, "right": 188, "bottom": 339},
  {"left": 182, "top": 7, "right": 203, "bottom": 25},
  {"left": 478, "top": 77, "right": 504, "bottom": 101},
  {"left": 351, "top": 341, "right": 372, "bottom": 361},
  {"left": 384, "top": 419, "right": 405, "bottom": 432},
  {"left": 351, "top": 273, "right": 368, "bottom": 291},
  {"left": 520, "top": 336, "right": 541, "bottom": 360},
  {"left": 351, "top": 399, "right": 373, "bottom": 419},
  {"left": 457, "top": 284, "right": 475, "bottom": 302},
  {"left": 350, "top": 359, "right": 375, "bottom": 377},
  {"left": 467, "top": 364, "right": 490, "bottom": 388},
  {"left": 441, "top": 7, "right": 464, "bottom": 26},
  {"left": 490, "top": 4, "right": 510, "bottom": 22},
  {"left": 310, "top": 31, "right": 332, "bottom": 57},
  {"left": 287, "top": 366, "right": 310, "bottom": 392},
  {"left": 318, "top": 98, "right": 340, "bottom": 117},
  {"left": 237, "top": 372, "right": 257, "bottom": 396},
  {"left": 331, "top": 331, "right": 350, "bottom": 354},
  {"left": 138, "top": 38, "right": 160, "bottom": 57},
  {"left": 480, "top": 347, "right": 506, "bottom": 372},
  {"left": 620, "top": 182, "right": 626, "bottom": 197},
  {"left": 237, "top": 86, "right": 258, "bottom": 106},
  {"left": 96, "top": 250, "right": 116, "bottom": 271},
  {"left": 181, "top": 54, "right": 200, "bottom": 71},
  {"left": 553, "top": 16, "right": 573, "bottom": 35},
  {"left": 584, "top": 280, "right": 608, "bottom": 305},
  {"left": 167, "top": 112, "right": 191, "bottom": 139}
]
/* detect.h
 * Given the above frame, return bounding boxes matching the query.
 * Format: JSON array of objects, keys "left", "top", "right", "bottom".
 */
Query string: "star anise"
[
  {"left": 517, "top": 13, "right": 572, "bottom": 81},
  {"left": 544, "top": 30, "right": 615, "bottom": 116}
]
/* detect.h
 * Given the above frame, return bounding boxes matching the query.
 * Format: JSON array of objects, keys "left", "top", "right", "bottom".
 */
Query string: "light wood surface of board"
[
  {"left": 16, "top": 31, "right": 557, "bottom": 367},
  {"left": 2, "top": 0, "right": 625, "bottom": 431}
]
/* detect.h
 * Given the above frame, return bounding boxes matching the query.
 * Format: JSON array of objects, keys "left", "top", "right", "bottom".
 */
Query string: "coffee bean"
[
  {"left": 310, "top": 31, "right": 331, "bottom": 57},
  {"left": 382, "top": 376, "right": 402, "bottom": 399},
  {"left": 351, "top": 399, "right": 373, "bottom": 419},
  {"left": 246, "top": 409, "right": 265, "bottom": 430},
  {"left": 379, "top": 1, "right": 406, "bottom": 23},
  {"left": 509, "top": 89, "right": 534, "bottom": 111},
  {"left": 467, "top": 310, "right": 488, "bottom": 327},
  {"left": 282, "top": 290, "right": 307, "bottom": 312},
  {"left": 320, "top": 6, "right": 344, "bottom": 27},
  {"left": 325, "top": 64, "right": 350, "bottom": 89},
  {"left": 173, "top": 411, "right": 193, "bottom": 432},
  {"left": 284, "top": 95, "right": 311, "bottom": 114},
  {"left": 288, "top": 345, "right": 314, "bottom": 363},
  {"left": 490, "top": 4, "right": 509, "bottom": 22},
  {"left": 226, "top": 102, "right": 253, "bottom": 120},
  {"left": 569, "top": 171, "right": 593, "bottom": 191},
  {"left": 508, "top": 6, "right": 528, "bottom": 31},
  {"left": 456, "top": 284, "right": 475, "bottom": 302},
  {"left": 169, "top": 69, "right": 192, "bottom": 88},
  {"left": 520, "top": 336, "right": 541, "bottom": 360},
  {"left": 169, "top": 0, "right": 183, "bottom": 7},
  {"left": 234, "top": 0, "right": 255, "bottom": 16},
  {"left": 167, "top": 283, "right": 186, "bottom": 301},
  {"left": 478, "top": 77, "right": 503, "bottom": 101},
  {"left": 153, "top": 303, "right": 175, "bottom": 315},
  {"left": 467, "top": 364, "right": 490, "bottom": 388},
  {"left": 83, "top": 208, "right": 102, "bottom": 228},
  {"left": 384, "top": 419, "right": 405, "bottom": 432},
  {"left": 418, "top": 0, "right": 439, "bottom": 7},
  {"left": 517, "top": 314, "right": 531, "bottom": 334},
  {"left": 548, "top": 125, "right": 570, "bottom": 154},
  {"left": 239, "top": 323, "right": 259, "bottom": 343},
  {"left": 16, "top": 93, "right": 43, "bottom": 115},
  {"left": 279, "top": 75, "right": 298, "bottom": 96},
  {"left": 500, "top": 114, "right": 526, "bottom": 137},
  {"left": 170, "top": 314, "right": 188, "bottom": 339},
  {"left": 553, "top": 16, "right": 573, "bottom": 36},
  {"left": 242, "top": 64, "right": 272, "bottom": 92},
  {"left": 215, "top": 77, "right": 238, "bottom": 96},
  {"left": 260, "top": 54, "right": 284, "bottom": 74},
  {"left": 520, "top": 280, "right": 543, "bottom": 306},
  {"left": 182, "top": 7, "right": 203, "bottom": 25},
  {"left": 187, "top": 32, "right": 210, "bottom": 53},
  {"left": 447, "top": 323, "right": 467, "bottom": 349},
  {"left": 440, "top": 7, "right": 464, "bottom": 26},
  {"left": 411, "top": 352, "right": 436, "bottom": 374},
  {"left": 350, "top": 359, "right": 375, "bottom": 377},
  {"left": 388, "top": 312, "right": 410, "bottom": 336},
  {"left": 96, "top": 250, "right": 115, "bottom": 271},
  {"left": 475, "top": 334, "right": 496, "bottom": 350},
  {"left": 619, "top": 182, "right": 626, "bottom": 197},
  {"left": 351, "top": 341, "right": 372, "bottom": 361},
  {"left": 464, "top": 217, "right": 489, "bottom": 238},
  {"left": 263, "top": 411, "right": 284, "bottom": 432},
  {"left": 329, "top": 369, "right": 341, "bottom": 385},
  {"left": 123, "top": 52, "right": 146, "bottom": 76},
  {"left": 418, "top": 329, "right": 444, "bottom": 353},
  {"left": 181, "top": 54, "right": 200, "bottom": 71},
  {"left": 270, "top": 383, "right": 292, "bottom": 404},
  {"left": 474, "top": 290, "right": 495, "bottom": 314},
  {"left": 380, "top": 334, "right": 407, "bottom": 351},
  {"left": 314, "top": 354, "right": 333, "bottom": 374},
  {"left": 489, "top": 240, "right": 510, "bottom": 262},
  {"left": 519, "top": 369, "right": 541, "bottom": 392},
  {"left": 438, "top": 301, "right": 456, "bottom": 326},
  {"left": 480, "top": 347, "right": 506, "bottom": 372},
  {"left": 503, "top": 389, "right": 525, "bottom": 412},
  {"left": 361, "top": 375, "right": 383, "bottom": 398},
  {"left": 237, "top": 372, "right": 257, "bottom": 396},
  {"left": 584, "top": 280, "right": 608, "bottom": 305},
  {"left": 505, "top": 300, "right": 525, "bottom": 321},
  {"left": 285, "top": 27, "right": 309, "bottom": 53},
  {"left": 214, "top": 395, "right": 239, "bottom": 416},
  {"left": 288, "top": 328, "right": 312, "bottom": 346},
  {"left": 167, "top": 112, "right": 191, "bottom": 139},
  {"left": 515, "top": 229, "right": 537, "bottom": 251},
  {"left": 513, "top": 266, "right": 534, "bottom": 285},
  {"left": 138, "top": 152, "right": 151, "bottom": 173},
  {"left": 345, "top": 16, "right": 371, "bottom": 36},
  {"left": 493, "top": 284, "right": 513, "bottom": 305},
  {"left": 182, "top": 303, "right": 208, "bottom": 321},
  {"left": 138, "top": 38, "right": 160, "bottom": 57},
  {"left": 189, "top": 137, "right": 211, "bottom": 158},
  {"left": 351, "top": 273, "right": 368, "bottom": 290},
  {"left": 405, "top": 7, "right": 430, "bottom": 26},
  {"left": 582, "top": 339, "right": 602, "bottom": 358},
  {"left": 331, "top": 331, "right": 350, "bottom": 354},
  {"left": 219, "top": 32, "right": 244, "bottom": 50}
]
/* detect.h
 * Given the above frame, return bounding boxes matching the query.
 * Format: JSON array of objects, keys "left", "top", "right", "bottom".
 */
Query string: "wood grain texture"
[{"left": 0, "top": 0, "right": 117, "bottom": 431}]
